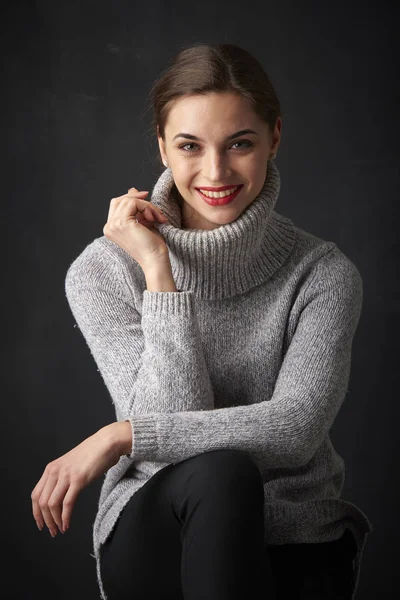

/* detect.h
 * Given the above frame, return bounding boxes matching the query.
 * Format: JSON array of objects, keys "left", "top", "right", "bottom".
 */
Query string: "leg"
[
  {"left": 100, "top": 449, "right": 274, "bottom": 599},
  {"left": 100, "top": 462, "right": 184, "bottom": 600},
  {"left": 174, "top": 449, "right": 272, "bottom": 600}
]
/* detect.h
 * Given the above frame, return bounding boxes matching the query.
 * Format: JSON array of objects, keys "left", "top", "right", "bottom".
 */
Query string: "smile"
[
  {"left": 195, "top": 185, "right": 243, "bottom": 206},
  {"left": 196, "top": 185, "right": 242, "bottom": 198}
]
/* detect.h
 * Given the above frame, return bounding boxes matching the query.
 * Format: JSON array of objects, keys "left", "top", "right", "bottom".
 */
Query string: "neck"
[{"left": 151, "top": 159, "right": 297, "bottom": 300}]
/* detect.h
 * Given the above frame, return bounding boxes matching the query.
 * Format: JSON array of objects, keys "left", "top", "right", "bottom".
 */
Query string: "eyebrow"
[{"left": 172, "top": 129, "right": 259, "bottom": 142}]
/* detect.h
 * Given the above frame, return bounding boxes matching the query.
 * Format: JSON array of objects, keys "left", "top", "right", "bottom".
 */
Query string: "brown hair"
[{"left": 146, "top": 42, "right": 283, "bottom": 168}]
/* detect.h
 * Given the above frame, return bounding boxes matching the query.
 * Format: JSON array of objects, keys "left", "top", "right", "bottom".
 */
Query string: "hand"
[
  {"left": 31, "top": 425, "right": 121, "bottom": 537},
  {"left": 103, "top": 187, "right": 170, "bottom": 271}
]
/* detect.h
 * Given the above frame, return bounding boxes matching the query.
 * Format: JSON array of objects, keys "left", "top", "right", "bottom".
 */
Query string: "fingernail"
[{"left": 37, "top": 522, "right": 43, "bottom": 531}]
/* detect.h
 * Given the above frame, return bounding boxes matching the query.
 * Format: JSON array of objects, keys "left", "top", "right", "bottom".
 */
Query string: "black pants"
[{"left": 100, "top": 449, "right": 358, "bottom": 599}]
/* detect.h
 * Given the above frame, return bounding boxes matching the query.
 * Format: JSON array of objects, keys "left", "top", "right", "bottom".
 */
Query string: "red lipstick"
[
  {"left": 195, "top": 184, "right": 242, "bottom": 192},
  {"left": 196, "top": 185, "right": 243, "bottom": 206}
]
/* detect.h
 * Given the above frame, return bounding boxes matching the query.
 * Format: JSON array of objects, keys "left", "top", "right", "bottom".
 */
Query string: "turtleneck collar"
[{"left": 150, "top": 159, "right": 297, "bottom": 300}]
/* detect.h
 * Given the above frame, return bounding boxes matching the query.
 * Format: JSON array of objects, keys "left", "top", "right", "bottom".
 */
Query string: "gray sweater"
[{"left": 65, "top": 159, "right": 373, "bottom": 600}]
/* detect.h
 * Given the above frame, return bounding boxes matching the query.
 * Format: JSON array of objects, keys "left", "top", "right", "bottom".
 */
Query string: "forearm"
[
  {"left": 144, "top": 258, "right": 178, "bottom": 292},
  {"left": 100, "top": 259, "right": 184, "bottom": 457}
]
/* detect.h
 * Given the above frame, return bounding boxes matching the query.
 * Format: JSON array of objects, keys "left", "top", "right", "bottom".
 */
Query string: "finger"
[
  {"left": 105, "top": 196, "right": 139, "bottom": 227},
  {"left": 38, "top": 471, "right": 62, "bottom": 535},
  {"left": 31, "top": 472, "right": 50, "bottom": 531},
  {"left": 61, "top": 484, "right": 82, "bottom": 532},
  {"left": 118, "top": 196, "right": 155, "bottom": 223},
  {"left": 123, "top": 195, "right": 167, "bottom": 223},
  {"left": 126, "top": 189, "right": 149, "bottom": 197},
  {"left": 149, "top": 205, "right": 169, "bottom": 222},
  {"left": 48, "top": 478, "right": 71, "bottom": 533},
  {"left": 107, "top": 193, "right": 167, "bottom": 229},
  {"left": 115, "top": 190, "right": 167, "bottom": 223},
  {"left": 139, "top": 203, "right": 157, "bottom": 222},
  {"left": 125, "top": 189, "right": 167, "bottom": 221},
  {"left": 144, "top": 200, "right": 168, "bottom": 222},
  {"left": 114, "top": 193, "right": 149, "bottom": 218},
  {"left": 107, "top": 190, "right": 148, "bottom": 222},
  {"left": 107, "top": 196, "right": 124, "bottom": 223}
]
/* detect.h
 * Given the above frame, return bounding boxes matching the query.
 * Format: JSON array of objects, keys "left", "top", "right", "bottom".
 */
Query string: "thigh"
[
  {"left": 100, "top": 463, "right": 184, "bottom": 600},
  {"left": 100, "top": 448, "right": 265, "bottom": 600},
  {"left": 267, "top": 529, "right": 357, "bottom": 600}
]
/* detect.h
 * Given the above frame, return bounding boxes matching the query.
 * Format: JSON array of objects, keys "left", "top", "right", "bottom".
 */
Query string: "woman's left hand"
[{"left": 31, "top": 425, "right": 121, "bottom": 537}]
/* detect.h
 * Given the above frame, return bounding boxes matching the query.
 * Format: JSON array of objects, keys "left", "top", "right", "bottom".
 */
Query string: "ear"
[
  {"left": 157, "top": 130, "right": 167, "bottom": 165},
  {"left": 270, "top": 117, "right": 282, "bottom": 155}
]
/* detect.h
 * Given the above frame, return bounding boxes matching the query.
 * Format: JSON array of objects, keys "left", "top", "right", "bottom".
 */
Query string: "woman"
[{"left": 31, "top": 43, "right": 373, "bottom": 599}]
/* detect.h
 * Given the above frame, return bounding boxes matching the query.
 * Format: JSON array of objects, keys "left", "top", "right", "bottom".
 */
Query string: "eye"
[
  {"left": 178, "top": 140, "right": 253, "bottom": 152},
  {"left": 231, "top": 140, "right": 253, "bottom": 150},
  {"left": 178, "top": 143, "right": 199, "bottom": 152}
]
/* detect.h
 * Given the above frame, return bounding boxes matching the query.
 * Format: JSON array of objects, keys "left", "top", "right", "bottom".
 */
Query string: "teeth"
[{"left": 199, "top": 186, "right": 239, "bottom": 198}]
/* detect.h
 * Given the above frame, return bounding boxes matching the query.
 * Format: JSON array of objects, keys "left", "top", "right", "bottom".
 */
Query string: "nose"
[{"left": 202, "top": 149, "right": 231, "bottom": 184}]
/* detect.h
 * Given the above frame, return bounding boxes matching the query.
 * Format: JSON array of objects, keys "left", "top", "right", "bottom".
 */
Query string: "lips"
[
  {"left": 196, "top": 185, "right": 243, "bottom": 206},
  {"left": 196, "top": 184, "right": 242, "bottom": 192}
]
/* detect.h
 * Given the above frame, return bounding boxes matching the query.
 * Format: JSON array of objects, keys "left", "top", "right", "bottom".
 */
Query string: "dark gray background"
[{"left": 4, "top": 0, "right": 398, "bottom": 598}]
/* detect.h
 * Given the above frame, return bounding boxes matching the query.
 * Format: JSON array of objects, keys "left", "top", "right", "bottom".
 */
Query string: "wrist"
[
  {"left": 144, "top": 258, "right": 178, "bottom": 292},
  {"left": 104, "top": 420, "right": 133, "bottom": 457},
  {"left": 141, "top": 252, "right": 171, "bottom": 273}
]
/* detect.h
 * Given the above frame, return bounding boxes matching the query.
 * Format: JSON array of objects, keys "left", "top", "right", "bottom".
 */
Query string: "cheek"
[
  {"left": 172, "top": 164, "right": 194, "bottom": 186},
  {"left": 249, "top": 162, "right": 268, "bottom": 184}
]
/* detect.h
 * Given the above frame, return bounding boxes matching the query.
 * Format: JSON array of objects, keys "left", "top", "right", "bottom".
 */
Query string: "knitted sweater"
[{"left": 65, "top": 159, "right": 373, "bottom": 600}]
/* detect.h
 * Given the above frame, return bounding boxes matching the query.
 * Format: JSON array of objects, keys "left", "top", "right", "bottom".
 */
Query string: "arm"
[
  {"left": 113, "top": 249, "right": 363, "bottom": 468},
  {"left": 65, "top": 237, "right": 215, "bottom": 431}
]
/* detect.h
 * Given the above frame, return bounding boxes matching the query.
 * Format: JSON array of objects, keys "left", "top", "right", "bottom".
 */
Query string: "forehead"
[{"left": 165, "top": 92, "right": 264, "bottom": 135}]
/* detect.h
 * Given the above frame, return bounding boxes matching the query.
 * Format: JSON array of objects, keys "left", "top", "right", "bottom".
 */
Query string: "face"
[{"left": 158, "top": 92, "right": 281, "bottom": 231}]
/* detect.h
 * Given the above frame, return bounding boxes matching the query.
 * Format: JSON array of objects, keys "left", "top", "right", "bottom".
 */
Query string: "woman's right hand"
[{"left": 103, "top": 187, "right": 170, "bottom": 271}]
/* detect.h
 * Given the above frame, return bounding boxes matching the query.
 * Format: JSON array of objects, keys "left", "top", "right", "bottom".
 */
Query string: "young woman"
[{"left": 31, "top": 43, "right": 373, "bottom": 599}]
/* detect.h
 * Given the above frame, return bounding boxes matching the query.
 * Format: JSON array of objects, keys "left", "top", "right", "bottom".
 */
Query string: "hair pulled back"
[{"left": 147, "top": 43, "right": 282, "bottom": 167}]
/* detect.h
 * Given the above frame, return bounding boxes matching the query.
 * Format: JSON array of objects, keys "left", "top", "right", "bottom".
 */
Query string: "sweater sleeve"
[
  {"left": 126, "top": 248, "right": 363, "bottom": 469},
  {"left": 64, "top": 240, "right": 215, "bottom": 446}
]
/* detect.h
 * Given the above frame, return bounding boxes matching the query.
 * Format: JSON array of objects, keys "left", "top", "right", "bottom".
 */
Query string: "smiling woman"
[
  {"left": 34, "top": 42, "right": 373, "bottom": 600},
  {"left": 155, "top": 92, "right": 278, "bottom": 229},
  {"left": 149, "top": 45, "right": 282, "bottom": 230}
]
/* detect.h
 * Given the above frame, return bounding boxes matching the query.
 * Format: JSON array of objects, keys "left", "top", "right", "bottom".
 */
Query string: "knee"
[{"left": 188, "top": 449, "right": 264, "bottom": 493}]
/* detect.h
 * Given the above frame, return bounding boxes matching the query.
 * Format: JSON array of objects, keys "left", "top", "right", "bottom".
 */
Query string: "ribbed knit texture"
[{"left": 65, "top": 159, "right": 373, "bottom": 600}]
